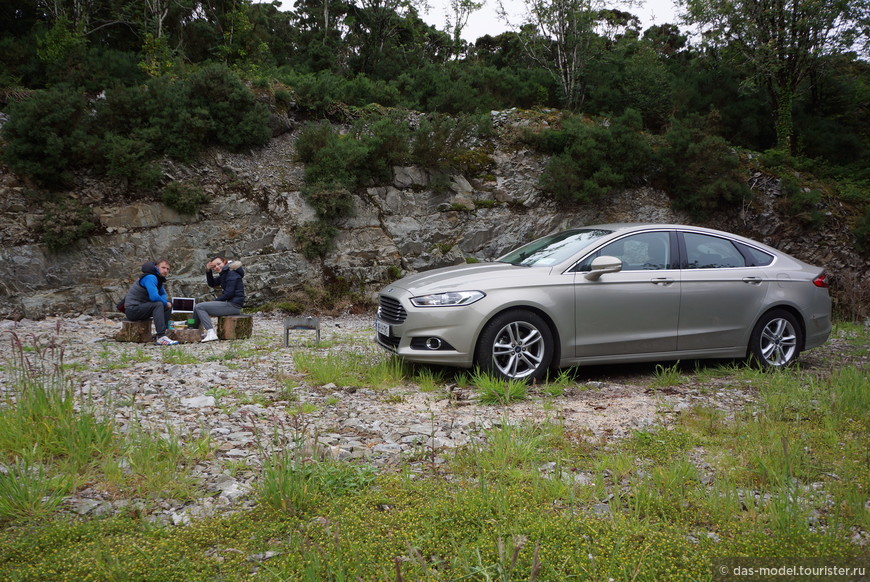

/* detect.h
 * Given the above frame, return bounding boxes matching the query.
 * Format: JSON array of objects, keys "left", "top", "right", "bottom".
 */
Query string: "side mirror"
[{"left": 584, "top": 256, "right": 623, "bottom": 281}]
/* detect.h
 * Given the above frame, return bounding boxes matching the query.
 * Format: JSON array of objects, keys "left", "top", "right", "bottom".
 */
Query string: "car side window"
[
  {"left": 735, "top": 242, "right": 775, "bottom": 266},
  {"left": 684, "top": 233, "right": 746, "bottom": 268},
  {"left": 574, "top": 232, "right": 671, "bottom": 271}
]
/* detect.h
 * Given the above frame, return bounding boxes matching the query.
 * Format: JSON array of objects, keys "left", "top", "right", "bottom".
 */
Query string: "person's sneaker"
[
  {"left": 201, "top": 329, "right": 219, "bottom": 342},
  {"left": 156, "top": 335, "right": 178, "bottom": 345}
]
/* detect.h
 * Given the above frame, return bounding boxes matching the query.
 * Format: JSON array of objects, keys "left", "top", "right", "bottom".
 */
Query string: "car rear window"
[{"left": 735, "top": 242, "right": 775, "bottom": 266}]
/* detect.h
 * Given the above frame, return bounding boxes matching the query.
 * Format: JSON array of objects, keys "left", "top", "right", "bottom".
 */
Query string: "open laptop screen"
[{"left": 172, "top": 297, "right": 196, "bottom": 313}]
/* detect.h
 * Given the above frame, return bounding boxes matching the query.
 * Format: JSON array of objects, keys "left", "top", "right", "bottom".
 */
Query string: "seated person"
[
  {"left": 123, "top": 260, "right": 178, "bottom": 345},
  {"left": 191, "top": 257, "right": 245, "bottom": 342}
]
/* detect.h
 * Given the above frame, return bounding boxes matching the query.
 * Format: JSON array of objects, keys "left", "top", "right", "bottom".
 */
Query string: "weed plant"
[
  {"left": 0, "top": 331, "right": 210, "bottom": 524},
  {"left": 472, "top": 369, "right": 529, "bottom": 404}
]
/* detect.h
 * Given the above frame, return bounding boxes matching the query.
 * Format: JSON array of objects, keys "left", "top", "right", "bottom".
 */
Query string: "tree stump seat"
[
  {"left": 115, "top": 319, "right": 153, "bottom": 343},
  {"left": 168, "top": 328, "right": 201, "bottom": 343},
  {"left": 216, "top": 315, "right": 253, "bottom": 340}
]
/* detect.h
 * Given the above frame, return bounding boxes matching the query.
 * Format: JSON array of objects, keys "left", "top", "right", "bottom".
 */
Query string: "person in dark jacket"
[
  {"left": 123, "top": 260, "right": 178, "bottom": 345},
  {"left": 192, "top": 257, "right": 245, "bottom": 342}
]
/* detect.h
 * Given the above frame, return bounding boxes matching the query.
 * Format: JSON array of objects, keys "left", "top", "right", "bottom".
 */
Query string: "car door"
[
  {"left": 570, "top": 230, "right": 681, "bottom": 357},
  {"left": 677, "top": 231, "right": 771, "bottom": 351}
]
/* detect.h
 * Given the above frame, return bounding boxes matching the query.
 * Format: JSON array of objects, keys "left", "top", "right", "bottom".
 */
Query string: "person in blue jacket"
[
  {"left": 191, "top": 256, "right": 245, "bottom": 342},
  {"left": 123, "top": 260, "right": 178, "bottom": 345}
]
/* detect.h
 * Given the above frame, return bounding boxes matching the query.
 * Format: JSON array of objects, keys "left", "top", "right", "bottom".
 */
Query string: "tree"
[
  {"left": 680, "top": 0, "right": 870, "bottom": 152},
  {"left": 500, "top": 0, "right": 601, "bottom": 109},
  {"left": 444, "top": 0, "right": 485, "bottom": 58}
]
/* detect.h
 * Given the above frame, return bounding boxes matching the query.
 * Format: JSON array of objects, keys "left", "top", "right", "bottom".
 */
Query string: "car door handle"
[
  {"left": 743, "top": 277, "right": 764, "bottom": 285},
  {"left": 651, "top": 278, "right": 675, "bottom": 286}
]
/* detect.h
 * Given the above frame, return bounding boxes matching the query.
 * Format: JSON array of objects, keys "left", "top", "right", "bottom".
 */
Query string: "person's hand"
[{"left": 166, "top": 301, "right": 172, "bottom": 308}]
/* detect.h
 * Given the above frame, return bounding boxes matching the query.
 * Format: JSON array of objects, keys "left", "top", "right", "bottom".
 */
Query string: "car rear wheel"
[
  {"left": 475, "top": 310, "right": 554, "bottom": 382},
  {"left": 749, "top": 309, "right": 803, "bottom": 368}
]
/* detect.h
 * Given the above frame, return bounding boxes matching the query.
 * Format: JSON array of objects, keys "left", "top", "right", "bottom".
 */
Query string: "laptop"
[{"left": 171, "top": 297, "right": 196, "bottom": 314}]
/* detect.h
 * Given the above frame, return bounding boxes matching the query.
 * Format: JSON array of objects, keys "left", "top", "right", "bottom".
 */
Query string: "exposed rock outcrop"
[{"left": 0, "top": 114, "right": 866, "bottom": 319}]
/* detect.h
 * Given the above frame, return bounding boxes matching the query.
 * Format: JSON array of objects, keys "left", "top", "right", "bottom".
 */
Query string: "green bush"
[
  {"left": 1, "top": 87, "right": 94, "bottom": 188},
  {"left": 102, "top": 134, "right": 162, "bottom": 192},
  {"left": 37, "top": 198, "right": 97, "bottom": 251},
  {"left": 536, "top": 109, "right": 653, "bottom": 202},
  {"left": 281, "top": 70, "right": 344, "bottom": 115},
  {"left": 161, "top": 182, "right": 210, "bottom": 215},
  {"left": 780, "top": 175, "right": 825, "bottom": 225},
  {"left": 409, "top": 113, "right": 481, "bottom": 174},
  {"left": 301, "top": 183, "right": 355, "bottom": 222},
  {"left": 295, "top": 220, "right": 339, "bottom": 260},
  {"left": 295, "top": 121, "right": 336, "bottom": 164},
  {"left": 303, "top": 132, "right": 370, "bottom": 192},
  {"left": 184, "top": 63, "right": 272, "bottom": 151},
  {"left": 657, "top": 114, "right": 751, "bottom": 218}
]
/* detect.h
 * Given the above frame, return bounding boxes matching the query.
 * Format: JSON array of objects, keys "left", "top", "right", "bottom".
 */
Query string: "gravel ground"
[{"left": 0, "top": 312, "right": 865, "bottom": 525}]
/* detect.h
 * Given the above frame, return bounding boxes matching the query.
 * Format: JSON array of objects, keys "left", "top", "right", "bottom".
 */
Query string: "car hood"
[{"left": 386, "top": 262, "right": 533, "bottom": 294}]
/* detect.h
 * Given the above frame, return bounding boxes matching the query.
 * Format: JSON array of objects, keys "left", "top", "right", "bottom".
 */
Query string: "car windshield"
[{"left": 498, "top": 229, "right": 613, "bottom": 267}]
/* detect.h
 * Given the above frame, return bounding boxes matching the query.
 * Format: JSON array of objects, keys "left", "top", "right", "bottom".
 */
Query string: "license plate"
[{"left": 375, "top": 319, "right": 391, "bottom": 337}]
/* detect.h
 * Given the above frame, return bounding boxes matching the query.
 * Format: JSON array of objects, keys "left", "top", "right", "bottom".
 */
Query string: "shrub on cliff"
[
  {"left": 161, "top": 182, "right": 210, "bottom": 215},
  {"left": 37, "top": 197, "right": 97, "bottom": 251},
  {"left": 1, "top": 86, "right": 95, "bottom": 189},
  {"left": 534, "top": 109, "right": 654, "bottom": 202},
  {"left": 1, "top": 65, "right": 270, "bottom": 190},
  {"left": 657, "top": 113, "right": 751, "bottom": 218}
]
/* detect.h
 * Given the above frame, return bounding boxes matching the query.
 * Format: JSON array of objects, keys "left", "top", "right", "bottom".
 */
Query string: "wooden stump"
[
  {"left": 216, "top": 315, "right": 253, "bottom": 340},
  {"left": 168, "top": 328, "right": 201, "bottom": 344},
  {"left": 115, "top": 319, "right": 152, "bottom": 343}
]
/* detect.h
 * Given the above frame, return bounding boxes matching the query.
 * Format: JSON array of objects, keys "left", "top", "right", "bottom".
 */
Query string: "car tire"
[
  {"left": 748, "top": 309, "right": 803, "bottom": 368},
  {"left": 475, "top": 310, "right": 554, "bottom": 382}
]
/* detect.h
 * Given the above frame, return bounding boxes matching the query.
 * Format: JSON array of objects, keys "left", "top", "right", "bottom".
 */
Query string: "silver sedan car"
[{"left": 375, "top": 224, "right": 832, "bottom": 381}]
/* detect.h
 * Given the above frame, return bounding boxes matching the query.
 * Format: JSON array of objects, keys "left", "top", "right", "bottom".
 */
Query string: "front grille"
[
  {"left": 377, "top": 333, "right": 401, "bottom": 349},
  {"left": 378, "top": 296, "right": 407, "bottom": 324}
]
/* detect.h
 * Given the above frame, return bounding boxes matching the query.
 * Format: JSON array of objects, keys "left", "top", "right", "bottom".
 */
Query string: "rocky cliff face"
[{"left": 0, "top": 114, "right": 866, "bottom": 319}]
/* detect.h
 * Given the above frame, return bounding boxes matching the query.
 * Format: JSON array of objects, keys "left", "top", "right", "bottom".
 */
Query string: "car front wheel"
[
  {"left": 475, "top": 310, "right": 554, "bottom": 382},
  {"left": 749, "top": 309, "right": 803, "bottom": 368}
]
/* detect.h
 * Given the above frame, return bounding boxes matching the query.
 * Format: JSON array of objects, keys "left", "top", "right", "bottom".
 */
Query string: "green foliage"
[
  {"left": 184, "top": 64, "right": 272, "bottom": 151},
  {"left": 294, "top": 121, "right": 335, "bottom": 164},
  {"left": 1, "top": 87, "right": 93, "bottom": 188},
  {"left": 36, "top": 17, "right": 87, "bottom": 70},
  {"left": 161, "top": 182, "right": 210, "bottom": 215},
  {"left": 535, "top": 109, "right": 653, "bottom": 202},
  {"left": 102, "top": 133, "right": 161, "bottom": 191},
  {"left": 657, "top": 114, "right": 751, "bottom": 218},
  {"left": 301, "top": 183, "right": 355, "bottom": 221},
  {"left": 781, "top": 176, "right": 825, "bottom": 226},
  {"left": 409, "top": 113, "right": 482, "bottom": 174},
  {"left": 395, "top": 62, "right": 553, "bottom": 113},
  {"left": 2, "top": 64, "right": 270, "bottom": 189},
  {"left": 295, "top": 220, "right": 339, "bottom": 260},
  {"left": 472, "top": 369, "right": 528, "bottom": 405},
  {"left": 37, "top": 197, "right": 97, "bottom": 251},
  {"left": 139, "top": 33, "right": 174, "bottom": 77},
  {"left": 0, "top": 459, "right": 72, "bottom": 523}
]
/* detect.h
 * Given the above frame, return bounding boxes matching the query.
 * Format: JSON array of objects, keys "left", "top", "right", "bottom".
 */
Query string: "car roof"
[{"left": 579, "top": 223, "right": 795, "bottom": 260}]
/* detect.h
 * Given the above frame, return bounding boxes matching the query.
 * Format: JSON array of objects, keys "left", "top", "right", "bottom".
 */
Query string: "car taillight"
[{"left": 812, "top": 272, "right": 829, "bottom": 288}]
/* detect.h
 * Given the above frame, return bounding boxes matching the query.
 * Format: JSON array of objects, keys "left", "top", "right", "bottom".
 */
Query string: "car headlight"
[{"left": 410, "top": 290, "right": 485, "bottom": 307}]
